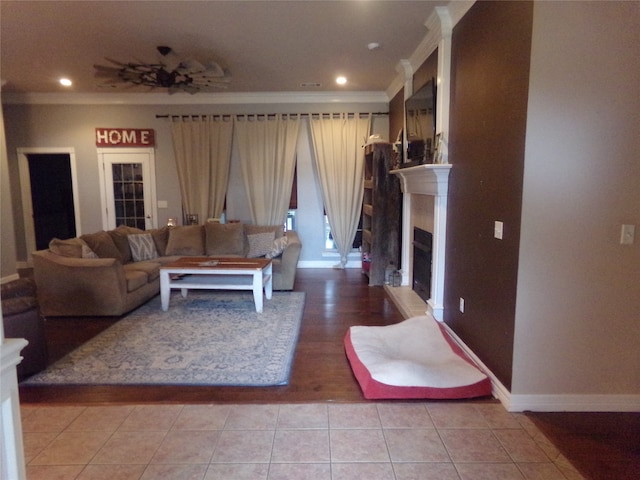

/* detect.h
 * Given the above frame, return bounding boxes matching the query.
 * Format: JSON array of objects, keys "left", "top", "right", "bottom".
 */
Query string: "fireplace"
[
  {"left": 412, "top": 227, "right": 432, "bottom": 303},
  {"left": 390, "top": 163, "right": 451, "bottom": 320}
]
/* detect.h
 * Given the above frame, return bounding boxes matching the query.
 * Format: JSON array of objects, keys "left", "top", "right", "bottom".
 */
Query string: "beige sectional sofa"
[{"left": 32, "top": 222, "right": 301, "bottom": 317}]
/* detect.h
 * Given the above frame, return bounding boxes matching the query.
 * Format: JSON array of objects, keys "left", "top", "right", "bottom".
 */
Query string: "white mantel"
[{"left": 390, "top": 164, "right": 452, "bottom": 321}]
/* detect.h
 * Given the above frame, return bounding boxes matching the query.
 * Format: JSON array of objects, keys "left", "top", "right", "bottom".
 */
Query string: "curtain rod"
[{"left": 155, "top": 112, "right": 388, "bottom": 119}]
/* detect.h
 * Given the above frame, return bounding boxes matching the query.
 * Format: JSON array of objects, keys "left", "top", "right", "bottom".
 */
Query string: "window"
[{"left": 324, "top": 214, "right": 362, "bottom": 251}]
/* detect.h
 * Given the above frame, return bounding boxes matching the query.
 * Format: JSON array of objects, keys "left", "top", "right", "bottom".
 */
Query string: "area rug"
[{"left": 23, "top": 291, "right": 305, "bottom": 387}]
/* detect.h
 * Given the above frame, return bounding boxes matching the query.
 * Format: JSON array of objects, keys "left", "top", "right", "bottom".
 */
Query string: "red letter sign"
[{"left": 96, "top": 128, "right": 155, "bottom": 147}]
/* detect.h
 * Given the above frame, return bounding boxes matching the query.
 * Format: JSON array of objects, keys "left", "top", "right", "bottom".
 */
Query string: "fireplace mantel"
[
  {"left": 390, "top": 164, "right": 452, "bottom": 321},
  {"left": 390, "top": 164, "right": 452, "bottom": 196}
]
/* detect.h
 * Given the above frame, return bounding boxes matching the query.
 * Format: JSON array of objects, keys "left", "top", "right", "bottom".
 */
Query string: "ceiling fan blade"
[
  {"left": 203, "top": 61, "right": 226, "bottom": 77},
  {"left": 103, "top": 57, "right": 131, "bottom": 67},
  {"left": 93, "top": 65, "right": 123, "bottom": 77},
  {"left": 179, "top": 58, "right": 206, "bottom": 73}
]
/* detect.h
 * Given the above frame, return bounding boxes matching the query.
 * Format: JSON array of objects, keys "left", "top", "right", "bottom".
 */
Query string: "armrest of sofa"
[
  {"left": 32, "top": 250, "right": 128, "bottom": 316},
  {"left": 274, "top": 230, "right": 302, "bottom": 290}
]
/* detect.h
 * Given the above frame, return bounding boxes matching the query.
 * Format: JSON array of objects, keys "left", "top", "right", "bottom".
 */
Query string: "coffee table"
[{"left": 159, "top": 257, "right": 273, "bottom": 313}]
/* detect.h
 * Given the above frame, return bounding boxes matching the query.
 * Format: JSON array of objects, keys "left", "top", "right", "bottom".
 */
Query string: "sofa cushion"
[
  {"left": 124, "top": 270, "right": 148, "bottom": 292},
  {"left": 204, "top": 222, "right": 246, "bottom": 256},
  {"left": 247, "top": 231, "right": 275, "bottom": 258},
  {"left": 265, "top": 235, "right": 289, "bottom": 259},
  {"left": 149, "top": 226, "right": 170, "bottom": 256},
  {"left": 127, "top": 233, "right": 159, "bottom": 262},
  {"left": 109, "top": 225, "right": 144, "bottom": 263},
  {"left": 81, "top": 231, "right": 124, "bottom": 262},
  {"left": 123, "top": 261, "right": 161, "bottom": 282},
  {"left": 165, "top": 225, "right": 205, "bottom": 256},
  {"left": 245, "top": 224, "right": 284, "bottom": 239}
]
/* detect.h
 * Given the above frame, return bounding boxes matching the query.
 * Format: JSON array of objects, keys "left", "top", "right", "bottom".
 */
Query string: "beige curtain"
[
  {"left": 170, "top": 116, "right": 233, "bottom": 222},
  {"left": 234, "top": 114, "right": 301, "bottom": 225},
  {"left": 310, "top": 113, "right": 371, "bottom": 268}
]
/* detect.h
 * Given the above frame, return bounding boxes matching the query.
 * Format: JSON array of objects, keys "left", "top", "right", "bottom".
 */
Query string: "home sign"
[{"left": 95, "top": 128, "right": 155, "bottom": 147}]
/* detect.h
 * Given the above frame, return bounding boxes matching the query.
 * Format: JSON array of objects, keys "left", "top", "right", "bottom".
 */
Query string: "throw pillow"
[
  {"left": 265, "top": 235, "right": 289, "bottom": 259},
  {"left": 109, "top": 225, "right": 144, "bottom": 263},
  {"left": 127, "top": 233, "right": 159, "bottom": 262},
  {"left": 48, "top": 238, "right": 83, "bottom": 258},
  {"left": 80, "top": 240, "right": 99, "bottom": 259},
  {"left": 80, "top": 231, "right": 124, "bottom": 262},
  {"left": 165, "top": 225, "right": 205, "bottom": 256},
  {"left": 204, "top": 222, "right": 246, "bottom": 256},
  {"left": 247, "top": 232, "right": 275, "bottom": 258},
  {"left": 149, "top": 226, "right": 170, "bottom": 256},
  {"left": 245, "top": 224, "right": 284, "bottom": 239}
]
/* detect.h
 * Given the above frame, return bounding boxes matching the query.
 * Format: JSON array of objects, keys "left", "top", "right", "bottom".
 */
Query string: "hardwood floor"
[
  {"left": 18, "top": 268, "right": 639, "bottom": 480},
  {"left": 19, "top": 268, "right": 406, "bottom": 404}
]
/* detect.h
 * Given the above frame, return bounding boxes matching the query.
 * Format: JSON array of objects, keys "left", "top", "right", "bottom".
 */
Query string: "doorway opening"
[
  {"left": 27, "top": 154, "right": 76, "bottom": 249},
  {"left": 18, "top": 147, "right": 81, "bottom": 260}
]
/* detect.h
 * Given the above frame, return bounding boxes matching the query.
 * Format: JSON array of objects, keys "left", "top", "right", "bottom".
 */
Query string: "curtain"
[
  {"left": 170, "top": 116, "right": 233, "bottom": 222},
  {"left": 234, "top": 114, "right": 301, "bottom": 225},
  {"left": 310, "top": 113, "right": 371, "bottom": 268}
]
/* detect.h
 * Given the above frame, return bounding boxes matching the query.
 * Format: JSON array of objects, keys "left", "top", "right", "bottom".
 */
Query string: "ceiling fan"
[{"left": 94, "top": 46, "right": 231, "bottom": 94}]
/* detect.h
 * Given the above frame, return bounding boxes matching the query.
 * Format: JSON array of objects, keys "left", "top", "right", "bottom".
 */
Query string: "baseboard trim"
[
  {"left": 439, "top": 323, "right": 511, "bottom": 407},
  {"left": 507, "top": 394, "right": 640, "bottom": 412},
  {"left": 297, "top": 260, "right": 361, "bottom": 269}
]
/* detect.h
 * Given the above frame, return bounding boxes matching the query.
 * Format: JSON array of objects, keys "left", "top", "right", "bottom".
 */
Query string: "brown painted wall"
[{"left": 444, "top": 1, "right": 533, "bottom": 389}]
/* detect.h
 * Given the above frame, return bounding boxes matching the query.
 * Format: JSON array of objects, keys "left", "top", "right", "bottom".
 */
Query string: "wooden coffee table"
[{"left": 159, "top": 257, "right": 273, "bottom": 312}]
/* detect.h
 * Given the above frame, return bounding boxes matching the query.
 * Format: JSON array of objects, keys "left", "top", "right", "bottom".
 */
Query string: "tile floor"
[{"left": 20, "top": 401, "right": 586, "bottom": 480}]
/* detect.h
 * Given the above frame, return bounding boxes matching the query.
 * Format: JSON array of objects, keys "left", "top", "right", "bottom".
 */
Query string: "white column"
[{"left": 1, "top": 336, "right": 28, "bottom": 480}]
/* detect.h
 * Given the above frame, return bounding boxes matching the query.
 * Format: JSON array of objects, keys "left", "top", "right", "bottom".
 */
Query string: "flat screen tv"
[{"left": 404, "top": 78, "right": 436, "bottom": 166}]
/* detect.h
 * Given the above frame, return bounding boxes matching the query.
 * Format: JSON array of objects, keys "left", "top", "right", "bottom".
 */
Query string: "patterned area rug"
[{"left": 23, "top": 291, "right": 305, "bottom": 386}]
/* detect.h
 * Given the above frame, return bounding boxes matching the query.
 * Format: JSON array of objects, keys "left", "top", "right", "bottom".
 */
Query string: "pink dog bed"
[{"left": 345, "top": 316, "right": 492, "bottom": 400}]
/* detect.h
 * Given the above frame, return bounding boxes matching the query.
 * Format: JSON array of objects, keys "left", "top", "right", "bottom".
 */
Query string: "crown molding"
[
  {"left": 1, "top": 90, "right": 389, "bottom": 106},
  {"left": 386, "top": 1, "right": 475, "bottom": 98}
]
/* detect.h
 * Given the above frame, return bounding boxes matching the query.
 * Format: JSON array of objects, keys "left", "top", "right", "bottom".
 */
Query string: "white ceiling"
[{"left": 0, "top": 1, "right": 446, "bottom": 98}]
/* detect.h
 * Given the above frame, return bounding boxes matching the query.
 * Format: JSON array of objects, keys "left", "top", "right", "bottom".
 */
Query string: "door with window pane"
[{"left": 98, "top": 149, "right": 157, "bottom": 230}]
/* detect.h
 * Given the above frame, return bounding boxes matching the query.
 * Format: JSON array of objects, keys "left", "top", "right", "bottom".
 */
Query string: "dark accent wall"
[{"left": 444, "top": 1, "right": 533, "bottom": 389}]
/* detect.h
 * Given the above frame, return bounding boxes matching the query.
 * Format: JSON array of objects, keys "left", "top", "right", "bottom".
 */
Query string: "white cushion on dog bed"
[{"left": 345, "top": 315, "right": 492, "bottom": 399}]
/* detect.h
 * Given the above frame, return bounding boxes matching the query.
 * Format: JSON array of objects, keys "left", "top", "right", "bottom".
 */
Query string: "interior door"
[{"left": 97, "top": 148, "right": 157, "bottom": 230}]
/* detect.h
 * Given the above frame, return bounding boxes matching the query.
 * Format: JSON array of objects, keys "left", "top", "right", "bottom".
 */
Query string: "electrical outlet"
[
  {"left": 494, "top": 221, "right": 504, "bottom": 240},
  {"left": 459, "top": 297, "right": 465, "bottom": 313},
  {"left": 620, "top": 224, "right": 635, "bottom": 245}
]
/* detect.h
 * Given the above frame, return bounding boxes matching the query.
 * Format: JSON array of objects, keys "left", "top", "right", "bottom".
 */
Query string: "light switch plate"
[
  {"left": 620, "top": 224, "right": 635, "bottom": 245},
  {"left": 494, "top": 221, "right": 504, "bottom": 240}
]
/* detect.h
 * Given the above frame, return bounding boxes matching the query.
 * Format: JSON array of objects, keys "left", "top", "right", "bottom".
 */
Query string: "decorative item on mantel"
[
  {"left": 184, "top": 214, "right": 199, "bottom": 225},
  {"left": 362, "top": 134, "right": 387, "bottom": 148},
  {"left": 391, "top": 270, "right": 402, "bottom": 287}
]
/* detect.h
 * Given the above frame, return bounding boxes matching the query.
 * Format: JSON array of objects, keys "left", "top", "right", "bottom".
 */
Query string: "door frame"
[
  {"left": 17, "top": 147, "right": 81, "bottom": 262},
  {"left": 97, "top": 147, "right": 158, "bottom": 230}
]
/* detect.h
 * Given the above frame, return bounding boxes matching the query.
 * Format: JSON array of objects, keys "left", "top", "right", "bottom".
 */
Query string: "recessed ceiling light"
[
  {"left": 336, "top": 76, "right": 347, "bottom": 85},
  {"left": 59, "top": 78, "right": 72, "bottom": 87}
]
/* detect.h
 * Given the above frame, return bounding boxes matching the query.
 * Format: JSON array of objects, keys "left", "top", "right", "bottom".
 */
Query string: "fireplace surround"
[{"left": 390, "top": 164, "right": 451, "bottom": 320}]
